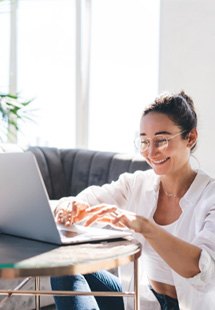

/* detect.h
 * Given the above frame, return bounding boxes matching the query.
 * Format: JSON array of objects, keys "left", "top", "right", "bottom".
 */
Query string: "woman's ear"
[{"left": 187, "top": 128, "right": 198, "bottom": 149}]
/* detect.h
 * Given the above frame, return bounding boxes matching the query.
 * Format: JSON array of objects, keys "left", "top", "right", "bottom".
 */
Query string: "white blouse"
[
  {"left": 74, "top": 169, "right": 215, "bottom": 310},
  {"left": 143, "top": 219, "right": 179, "bottom": 286}
]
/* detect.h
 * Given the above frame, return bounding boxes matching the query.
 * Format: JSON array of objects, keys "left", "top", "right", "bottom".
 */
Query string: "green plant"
[{"left": 0, "top": 93, "right": 34, "bottom": 142}]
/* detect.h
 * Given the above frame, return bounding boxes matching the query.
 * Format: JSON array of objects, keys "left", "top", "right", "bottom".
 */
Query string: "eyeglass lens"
[
  {"left": 141, "top": 136, "right": 168, "bottom": 151},
  {"left": 134, "top": 136, "right": 168, "bottom": 152},
  {"left": 135, "top": 131, "right": 185, "bottom": 152}
]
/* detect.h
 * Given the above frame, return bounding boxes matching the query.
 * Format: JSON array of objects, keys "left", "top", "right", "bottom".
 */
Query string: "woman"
[{"left": 51, "top": 91, "right": 215, "bottom": 310}]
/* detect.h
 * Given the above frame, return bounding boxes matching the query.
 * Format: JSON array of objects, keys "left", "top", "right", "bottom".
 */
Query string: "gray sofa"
[
  {"left": 28, "top": 146, "right": 150, "bottom": 199},
  {"left": 0, "top": 146, "right": 150, "bottom": 309}
]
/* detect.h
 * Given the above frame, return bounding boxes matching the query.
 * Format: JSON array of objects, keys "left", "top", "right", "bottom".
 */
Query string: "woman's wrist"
[{"left": 140, "top": 217, "right": 157, "bottom": 239}]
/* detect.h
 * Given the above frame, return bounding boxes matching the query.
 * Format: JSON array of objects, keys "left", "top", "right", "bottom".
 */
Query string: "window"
[
  {"left": 17, "top": 0, "right": 76, "bottom": 147},
  {"left": 0, "top": 1, "right": 10, "bottom": 92},
  {"left": 1, "top": 0, "right": 160, "bottom": 153},
  {"left": 89, "top": 0, "right": 160, "bottom": 153}
]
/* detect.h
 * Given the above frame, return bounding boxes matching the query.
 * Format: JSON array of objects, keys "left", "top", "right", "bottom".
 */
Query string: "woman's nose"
[{"left": 147, "top": 143, "right": 158, "bottom": 156}]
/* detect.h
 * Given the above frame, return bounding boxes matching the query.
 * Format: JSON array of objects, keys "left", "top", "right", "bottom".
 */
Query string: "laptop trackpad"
[{"left": 57, "top": 223, "right": 88, "bottom": 237}]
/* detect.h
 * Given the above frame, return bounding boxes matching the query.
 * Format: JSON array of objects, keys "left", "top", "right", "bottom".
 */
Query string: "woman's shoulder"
[
  {"left": 194, "top": 169, "right": 215, "bottom": 199},
  {"left": 118, "top": 168, "right": 158, "bottom": 189},
  {"left": 196, "top": 169, "right": 215, "bottom": 185},
  {"left": 119, "top": 168, "right": 155, "bottom": 179},
  {"left": 133, "top": 168, "right": 155, "bottom": 178}
]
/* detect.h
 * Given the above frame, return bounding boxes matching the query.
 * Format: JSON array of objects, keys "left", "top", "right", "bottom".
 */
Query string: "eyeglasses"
[{"left": 134, "top": 130, "right": 186, "bottom": 153}]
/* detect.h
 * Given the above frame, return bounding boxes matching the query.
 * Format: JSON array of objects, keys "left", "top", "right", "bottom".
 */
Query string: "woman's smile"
[{"left": 149, "top": 157, "right": 170, "bottom": 166}]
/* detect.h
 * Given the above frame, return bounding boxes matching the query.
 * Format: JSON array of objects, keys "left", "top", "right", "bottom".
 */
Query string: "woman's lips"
[{"left": 150, "top": 157, "right": 170, "bottom": 165}]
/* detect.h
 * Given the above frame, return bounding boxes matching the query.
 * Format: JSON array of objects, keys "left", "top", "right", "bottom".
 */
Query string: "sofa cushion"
[
  {"left": 28, "top": 146, "right": 68, "bottom": 199},
  {"left": 28, "top": 147, "right": 150, "bottom": 199}
]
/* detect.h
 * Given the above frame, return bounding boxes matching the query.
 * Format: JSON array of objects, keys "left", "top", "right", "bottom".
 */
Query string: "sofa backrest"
[{"left": 28, "top": 146, "right": 151, "bottom": 200}]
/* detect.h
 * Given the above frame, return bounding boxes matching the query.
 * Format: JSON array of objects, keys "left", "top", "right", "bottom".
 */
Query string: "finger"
[
  {"left": 71, "top": 204, "right": 83, "bottom": 222},
  {"left": 84, "top": 211, "right": 114, "bottom": 226},
  {"left": 101, "top": 217, "right": 126, "bottom": 228},
  {"left": 85, "top": 206, "right": 118, "bottom": 218},
  {"left": 86, "top": 204, "right": 117, "bottom": 213},
  {"left": 72, "top": 201, "right": 89, "bottom": 219},
  {"left": 57, "top": 212, "right": 69, "bottom": 225},
  {"left": 86, "top": 217, "right": 126, "bottom": 228},
  {"left": 112, "top": 214, "right": 131, "bottom": 228},
  {"left": 84, "top": 214, "right": 100, "bottom": 226},
  {"left": 65, "top": 211, "right": 72, "bottom": 226},
  {"left": 54, "top": 198, "right": 72, "bottom": 215},
  {"left": 55, "top": 207, "right": 72, "bottom": 225},
  {"left": 72, "top": 209, "right": 89, "bottom": 223},
  {"left": 56, "top": 209, "right": 65, "bottom": 221},
  {"left": 84, "top": 210, "right": 126, "bottom": 227}
]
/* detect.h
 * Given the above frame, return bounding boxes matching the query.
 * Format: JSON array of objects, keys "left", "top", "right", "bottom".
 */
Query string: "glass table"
[{"left": 0, "top": 234, "right": 142, "bottom": 310}]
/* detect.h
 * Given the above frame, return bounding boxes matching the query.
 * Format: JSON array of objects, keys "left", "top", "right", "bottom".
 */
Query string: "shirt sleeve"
[
  {"left": 76, "top": 172, "right": 134, "bottom": 209},
  {"left": 187, "top": 206, "right": 215, "bottom": 290},
  {"left": 186, "top": 249, "right": 215, "bottom": 291}
]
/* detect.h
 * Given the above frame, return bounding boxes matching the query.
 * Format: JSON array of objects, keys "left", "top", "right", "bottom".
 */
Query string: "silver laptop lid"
[{"left": 0, "top": 152, "right": 62, "bottom": 244}]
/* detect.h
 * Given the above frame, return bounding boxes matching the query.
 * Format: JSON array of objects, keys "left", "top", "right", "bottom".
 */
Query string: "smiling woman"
[
  {"left": 51, "top": 90, "right": 215, "bottom": 310},
  {"left": 139, "top": 92, "right": 198, "bottom": 200}
]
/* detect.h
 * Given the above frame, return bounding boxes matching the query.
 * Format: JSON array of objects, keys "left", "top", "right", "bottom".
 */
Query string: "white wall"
[{"left": 159, "top": 0, "right": 215, "bottom": 176}]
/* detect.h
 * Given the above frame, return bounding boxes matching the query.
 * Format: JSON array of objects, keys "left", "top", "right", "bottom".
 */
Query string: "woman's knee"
[
  {"left": 50, "top": 275, "right": 100, "bottom": 310},
  {"left": 51, "top": 274, "right": 87, "bottom": 291},
  {"left": 85, "top": 270, "right": 122, "bottom": 292}
]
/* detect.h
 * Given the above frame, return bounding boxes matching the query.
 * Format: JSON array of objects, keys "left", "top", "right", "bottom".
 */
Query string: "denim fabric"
[
  {"left": 150, "top": 287, "right": 180, "bottom": 310},
  {"left": 51, "top": 270, "right": 125, "bottom": 310}
]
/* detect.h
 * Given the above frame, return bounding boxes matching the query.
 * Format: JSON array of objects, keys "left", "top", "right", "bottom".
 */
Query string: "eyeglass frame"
[{"left": 134, "top": 130, "right": 188, "bottom": 153}]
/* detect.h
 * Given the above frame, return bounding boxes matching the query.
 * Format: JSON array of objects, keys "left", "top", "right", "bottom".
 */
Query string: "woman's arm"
[
  {"left": 140, "top": 218, "right": 201, "bottom": 278},
  {"left": 84, "top": 206, "right": 201, "bottom": 278},
  {"left": 54, "top": 172, "right": 136, "bottom": 226},
  {"left": 55, "top": 198, "right": 202, "bottom": 278}
]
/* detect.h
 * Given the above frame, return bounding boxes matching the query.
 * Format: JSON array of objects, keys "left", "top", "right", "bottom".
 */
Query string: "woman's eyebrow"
[{"left": 140, "top": 130, "right": 171, "bottom": 136}]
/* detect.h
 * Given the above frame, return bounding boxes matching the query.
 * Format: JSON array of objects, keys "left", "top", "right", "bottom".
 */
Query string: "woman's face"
[{"left": 139, "top": 112, "right": 196, "bottom": 176}]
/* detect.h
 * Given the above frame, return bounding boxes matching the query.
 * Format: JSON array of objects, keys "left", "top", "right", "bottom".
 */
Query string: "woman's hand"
[
  {"left": 54, "top": 199, "right": 90, "bottom": 226},
  {"left": 54, "top": 199, "right": 149, "bottom": 235},
  {"left": 83, "top": 204, "right": 148, "bottom": 233}
]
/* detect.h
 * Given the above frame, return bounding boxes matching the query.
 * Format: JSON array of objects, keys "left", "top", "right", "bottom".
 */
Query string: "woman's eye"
[
  {"left": 155, "top": 138, "right": 167, "bottom": 146},
  {"left": 141, "top": 140, "right": 149, "bottom": 146}
]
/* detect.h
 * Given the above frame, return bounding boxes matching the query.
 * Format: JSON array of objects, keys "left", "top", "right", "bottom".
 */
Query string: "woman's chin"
[{"left": 150, "top": 161, "right": 171, "bottom": 175}]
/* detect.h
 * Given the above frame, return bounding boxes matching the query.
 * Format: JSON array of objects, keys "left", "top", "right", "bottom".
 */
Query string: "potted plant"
[{"left": 0, "top": 92, "right": 34, "bottom": 143}]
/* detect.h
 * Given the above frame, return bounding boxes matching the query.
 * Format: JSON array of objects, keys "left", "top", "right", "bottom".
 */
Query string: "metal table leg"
[
  {"left": 134, "top": 258, "right": 139, "bottom": 310},
  {"left": 35, "top": 276, "right": 40, "bottom": 310}
]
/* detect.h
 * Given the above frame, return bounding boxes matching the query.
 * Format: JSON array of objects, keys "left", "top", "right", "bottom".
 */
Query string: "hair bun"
[{"left": 179, "top": 90, "right": 195, "bottom": 111}]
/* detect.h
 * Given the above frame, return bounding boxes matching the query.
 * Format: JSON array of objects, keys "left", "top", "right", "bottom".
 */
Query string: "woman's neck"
[{"left": 160, "top": 168, "right": 197, "bottom": 199}]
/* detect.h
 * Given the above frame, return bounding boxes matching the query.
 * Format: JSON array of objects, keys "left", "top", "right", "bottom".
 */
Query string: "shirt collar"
[
  {"left": 149, "top": 169, "right": 212, "bottom": 209},
  {"left": 180, "top": 169, "right": 212, "bottom": 209}
]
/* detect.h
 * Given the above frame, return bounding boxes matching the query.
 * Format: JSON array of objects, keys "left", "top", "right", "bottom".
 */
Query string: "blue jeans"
[
  {"left": 51, "top": 270, "right": 125, "bottom": 310},
  {"left": 150, "top": 287, "right": 179, "bottom": 310}
]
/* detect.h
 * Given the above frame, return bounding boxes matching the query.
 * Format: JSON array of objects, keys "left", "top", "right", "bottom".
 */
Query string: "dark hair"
[{"left": 142, "top": 91, "right": 197, "bottom": 150}]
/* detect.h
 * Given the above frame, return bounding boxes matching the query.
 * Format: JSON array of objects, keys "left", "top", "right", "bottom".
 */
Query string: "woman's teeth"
[{"left": 152, "top": 157, "right": 169, "bottom": 164}]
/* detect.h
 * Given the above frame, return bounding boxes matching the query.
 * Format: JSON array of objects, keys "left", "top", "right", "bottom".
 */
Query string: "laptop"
[{"left": 0, "top": 152, "right": 131, "bottom": 245}]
